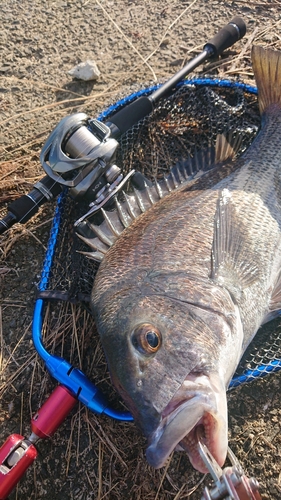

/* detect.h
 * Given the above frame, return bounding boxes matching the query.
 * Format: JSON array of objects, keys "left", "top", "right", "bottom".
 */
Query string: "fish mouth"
[{"left": 145, "top": 375, "right": 228, "bottom": 473}]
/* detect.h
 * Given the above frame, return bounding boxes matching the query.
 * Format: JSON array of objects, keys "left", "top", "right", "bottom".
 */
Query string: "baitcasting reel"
[
  {"left": 40, "top": 113, "right": 121, "bottom": 201},
  {"left": 40, "top": 111, "right": 145, "bottom": 228}
]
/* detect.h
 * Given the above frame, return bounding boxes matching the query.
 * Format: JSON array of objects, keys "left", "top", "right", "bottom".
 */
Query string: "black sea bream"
[{"left": 86, "top": 46, "right": 281, "bottom": 472}]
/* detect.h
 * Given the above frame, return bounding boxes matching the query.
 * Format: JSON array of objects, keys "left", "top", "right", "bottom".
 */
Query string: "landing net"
[{"left": 37, "top": 78, "right": 281, "bottom": 396}]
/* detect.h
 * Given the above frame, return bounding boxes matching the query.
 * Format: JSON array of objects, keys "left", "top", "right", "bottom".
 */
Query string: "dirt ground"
[{"left": 1, "top": 0, "right": 281, "bottom": 499}]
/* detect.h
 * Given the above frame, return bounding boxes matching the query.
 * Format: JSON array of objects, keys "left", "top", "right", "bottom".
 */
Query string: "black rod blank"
[{"left": 107, "top": 17, "right": 246, "bottom": 136}]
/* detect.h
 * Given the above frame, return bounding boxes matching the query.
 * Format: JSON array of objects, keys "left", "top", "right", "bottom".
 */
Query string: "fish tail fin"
[{"left": 252, "top": 45, "right": 281, "bottom": 115}]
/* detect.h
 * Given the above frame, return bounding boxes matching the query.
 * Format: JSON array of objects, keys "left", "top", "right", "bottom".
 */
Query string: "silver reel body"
[{"left": 40, "top": 113, "right": 121, "bottom": 201}]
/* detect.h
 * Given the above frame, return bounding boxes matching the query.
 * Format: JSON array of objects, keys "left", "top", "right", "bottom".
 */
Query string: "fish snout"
[{"left": 145, "top": 374, "right": 228, "bottom": 472}]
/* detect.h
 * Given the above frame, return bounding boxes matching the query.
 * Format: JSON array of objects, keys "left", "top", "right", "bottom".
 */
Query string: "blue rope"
[
  {"left": 229, "top": 359, "right": 281, "bottom": 389},
  {"left": 38, "top": 190, "right": 67, "bottom": 292}
]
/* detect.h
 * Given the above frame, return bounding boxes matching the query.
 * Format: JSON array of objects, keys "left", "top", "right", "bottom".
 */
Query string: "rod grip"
[
  {"left": 107, "top": 95, "right": 153, "bottom": 137},
  {"left": 204, "top": 17, "right": 246, "bottom": 57}
]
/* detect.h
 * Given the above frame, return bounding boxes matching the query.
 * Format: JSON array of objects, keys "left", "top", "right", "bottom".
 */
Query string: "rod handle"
[{"left": 204, "top": 17, "right": 246, "bottom": 57}]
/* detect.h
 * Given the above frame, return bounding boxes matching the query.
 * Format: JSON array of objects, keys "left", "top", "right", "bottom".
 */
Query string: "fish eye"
[{"left": 131, "top": 324, "right": 162, "bottom": 355}]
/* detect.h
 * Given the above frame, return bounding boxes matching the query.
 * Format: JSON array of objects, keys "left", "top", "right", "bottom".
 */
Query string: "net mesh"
[{"left": 38, "top": 78, "right": 281, "bottom": 392}]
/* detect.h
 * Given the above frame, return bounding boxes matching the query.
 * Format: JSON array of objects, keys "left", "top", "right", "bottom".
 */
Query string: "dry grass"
[{"left": 1, "top": 1, "right": 281, "bottom": 498}]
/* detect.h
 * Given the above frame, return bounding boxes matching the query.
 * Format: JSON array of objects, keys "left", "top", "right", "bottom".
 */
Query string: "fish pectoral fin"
[{"left": 211, "top": 189, "right": 260, "bottom": 300}]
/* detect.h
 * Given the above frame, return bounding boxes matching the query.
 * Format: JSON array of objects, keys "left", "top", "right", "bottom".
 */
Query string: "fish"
[{"left": 81, "top": 46, "right": 281, "bottom": 473}]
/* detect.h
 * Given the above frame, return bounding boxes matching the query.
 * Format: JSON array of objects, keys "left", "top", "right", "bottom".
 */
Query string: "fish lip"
[
  {"left": 145, "top": 390, "right": 226, "bottom": 472},
  {"left": 146, "top": 394, "right": 207, "bottom": 469}
]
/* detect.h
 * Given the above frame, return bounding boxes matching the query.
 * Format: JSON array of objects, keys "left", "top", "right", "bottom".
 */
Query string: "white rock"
[{"left": 68, "top": 60, "right": 100, "bottom": 81}]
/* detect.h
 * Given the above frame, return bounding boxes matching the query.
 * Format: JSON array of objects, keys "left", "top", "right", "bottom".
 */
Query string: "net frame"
[{"left": 34, "top": 78, "right": 281, "bottom": 413}]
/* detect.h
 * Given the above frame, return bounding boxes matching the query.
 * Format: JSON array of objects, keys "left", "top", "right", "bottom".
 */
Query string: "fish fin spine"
[{"left": 215, "top": 133, "right": 242, "bottom": 164}]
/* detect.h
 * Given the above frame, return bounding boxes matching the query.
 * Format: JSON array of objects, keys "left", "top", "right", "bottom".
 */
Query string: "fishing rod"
[{"left": 0, "top": 17, "right": 246, "bottom": 235}]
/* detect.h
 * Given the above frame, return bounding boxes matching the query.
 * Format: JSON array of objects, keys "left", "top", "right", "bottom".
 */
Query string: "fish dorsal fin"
[
  {"left": 211, "top": 189, "right": 260, "bottom": 301},
  {"left": 77, "top": 189, "right": 156, "bottom": 262},
  {"left": 79, "top": 134, "right": 241, "bottom": 262},
  {"left": 167, "top": 145, "right": 216, "bottom": 186},
  {"left": 159, "top": 132, "right": 240, "bottom": 193},
  {"left": 252, "top": 45, "right": 281, "bottom": 115}
]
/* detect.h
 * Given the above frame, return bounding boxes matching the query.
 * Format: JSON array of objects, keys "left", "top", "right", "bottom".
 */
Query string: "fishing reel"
[
  {"left": 0, "top": 112, "right": 139, "bottom": 235},
  {"left": 40, "top": 112, "right": 150, "bottom": 229},
  {"left": 40, "top": 113, "right": 122, "bottom": 201}
]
